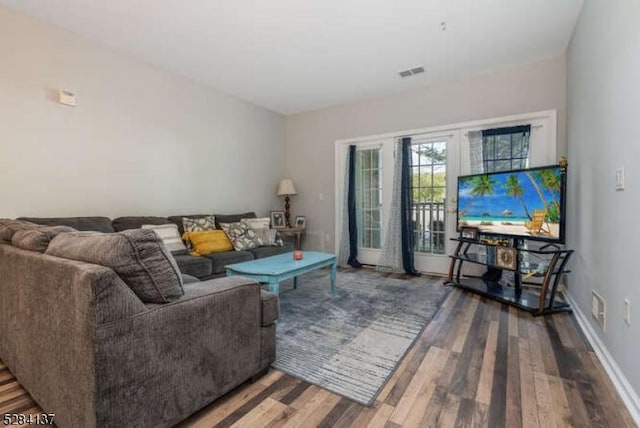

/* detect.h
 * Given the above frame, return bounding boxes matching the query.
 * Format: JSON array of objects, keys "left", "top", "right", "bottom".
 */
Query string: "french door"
[
  {"left": 408, "top": 133, "right": 459, "bottom": 273},
  {"left": 352, "top": 141, "right": 394, "bottom": 265},
  {"left": 343, "top": 133, "right": 458, "bottom": 273}
]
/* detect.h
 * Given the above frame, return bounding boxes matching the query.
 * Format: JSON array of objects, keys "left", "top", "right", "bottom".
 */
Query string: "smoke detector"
[{"left": 398, "top": 66, "right": 425, "bottom": 78}]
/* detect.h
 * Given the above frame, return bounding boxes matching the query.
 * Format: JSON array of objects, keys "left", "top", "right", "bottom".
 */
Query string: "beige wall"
[
  {"left": 285, "top": 56, "right": 566, "bottom": 251},
  {"left": 567, "top": 0, "right": 640, "bottom": 413},
  {"left": 0, "top": 6, "right": 285, "bottom": 219}
]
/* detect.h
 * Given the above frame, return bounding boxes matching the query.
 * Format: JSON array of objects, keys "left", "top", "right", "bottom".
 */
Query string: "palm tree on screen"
[
  {"left": 504, "top": 174, "right": 531, "bottom": 220},
  {"left": 459, "top": 175, "right": 497, "bottom": 217}
]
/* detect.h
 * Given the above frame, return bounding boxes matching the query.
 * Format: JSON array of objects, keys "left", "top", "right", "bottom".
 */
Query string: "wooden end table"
[{"left": 276, "top": 227, "right": 305, "bottom": 250}]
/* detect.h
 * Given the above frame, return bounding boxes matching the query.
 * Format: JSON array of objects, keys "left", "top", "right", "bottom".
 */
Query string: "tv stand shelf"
[{"left": 445, "top": 237, "right": 573, "bottom": 316}]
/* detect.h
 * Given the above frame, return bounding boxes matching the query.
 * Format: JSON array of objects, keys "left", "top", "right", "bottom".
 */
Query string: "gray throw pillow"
[
  {"left": 46, "top": 229, "right": 184, "bottom": 304},
  {"left": 11, "top": 226, "right": 76, "bottom": 252},
  {"left": 0, "top": 219, "right": 41, "bottom": 241}
]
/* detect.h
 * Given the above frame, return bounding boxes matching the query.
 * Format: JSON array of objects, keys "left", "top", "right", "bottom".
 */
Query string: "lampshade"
[{"left": 277, "top": 178, "right": 297, "bottom": 196}]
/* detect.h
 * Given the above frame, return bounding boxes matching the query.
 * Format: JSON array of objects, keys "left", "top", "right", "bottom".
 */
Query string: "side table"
[{"left": 277, "top": 228, "right": 305, "bottom": 250}]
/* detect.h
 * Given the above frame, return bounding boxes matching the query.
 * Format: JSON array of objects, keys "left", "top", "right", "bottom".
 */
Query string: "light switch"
[{"left": 616, "top": 167, "right": 625, "bottom": 191}]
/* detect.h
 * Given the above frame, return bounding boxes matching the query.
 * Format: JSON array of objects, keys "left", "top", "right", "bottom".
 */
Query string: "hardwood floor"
[{"left": 0, "top": 287, "right": 635, "bottom": 427}]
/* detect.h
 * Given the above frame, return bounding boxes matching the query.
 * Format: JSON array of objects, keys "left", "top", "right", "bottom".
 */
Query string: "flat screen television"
[{"left": 457, "top": 164, "right": 566, "bottom": 243}]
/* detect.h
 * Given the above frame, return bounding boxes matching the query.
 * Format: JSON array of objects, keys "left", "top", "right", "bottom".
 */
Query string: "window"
[
  {"left": 482, "top": 125, "right": 531, "bottom": 172},
  {"left": 409, "top": 138, "right": 447, "bottom": 254},
  {"left": 355, "top": 148, "right": 382, "bottom": 249}
]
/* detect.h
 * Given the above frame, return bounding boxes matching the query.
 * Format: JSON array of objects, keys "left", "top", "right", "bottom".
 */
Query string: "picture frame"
[
  {"left": 460, "top": 226, "right": 479, "bottom": 241},
  {"left": 294, "top": 216, "right": 306, "bottom": 229},
  {"left": 270, "top": 211, "right": 286, "bottom": 229},
  {"left": 495, "top": 246, "right": 518, "bottom": 271}
]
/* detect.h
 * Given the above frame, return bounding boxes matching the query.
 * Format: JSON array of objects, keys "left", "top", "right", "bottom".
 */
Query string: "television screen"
[{"left": 457, "top": 164, "right": 566, "bottom": 242}]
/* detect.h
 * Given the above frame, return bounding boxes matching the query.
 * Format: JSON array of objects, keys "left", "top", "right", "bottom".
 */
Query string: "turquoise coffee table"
[{"left": 225, "top": 251, "right": 337, "bottom": 296}]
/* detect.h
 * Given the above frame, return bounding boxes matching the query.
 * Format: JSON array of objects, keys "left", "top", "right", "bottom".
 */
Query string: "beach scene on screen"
[{"left": 457, "top": 166, "right": 563, "bottom": 239}]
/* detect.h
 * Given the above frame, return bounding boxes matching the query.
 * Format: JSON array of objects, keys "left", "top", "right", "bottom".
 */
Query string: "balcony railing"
[{"left": 412, "top": 201, "right": 446, "bottom": 254}]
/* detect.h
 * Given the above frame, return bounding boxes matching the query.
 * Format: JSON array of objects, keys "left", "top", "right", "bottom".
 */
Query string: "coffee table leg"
[
  {"left": 330, "top": 262, "right": 337, "bottom": 296},
  {"left": 268, "top": 279, "right": 280, "bottom": 295},
  {"left": 293, "top": 276, "right": 298, "bottom": 289}
]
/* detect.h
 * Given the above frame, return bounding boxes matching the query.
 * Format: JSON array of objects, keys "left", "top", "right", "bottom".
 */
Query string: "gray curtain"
[
  {"left": 377, "top": 140, "right": 404, "bottom": 272},
  {"left": 337, "top": 147, "right": 351, "bottom": 267},
  {"left": 468, "top": 130, "right": 484, "bottom": 174}
]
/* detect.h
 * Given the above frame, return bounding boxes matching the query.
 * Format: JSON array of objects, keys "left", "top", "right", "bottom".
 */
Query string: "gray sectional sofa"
[
  {"left": 0, "top": 214, "right": 285, "bottom": 427},
  {"left": 19, "top": 212, "right": 294, "bottom": 279}
]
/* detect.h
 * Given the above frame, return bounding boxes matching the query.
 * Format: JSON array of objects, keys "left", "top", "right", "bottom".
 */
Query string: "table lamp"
[{"left": 277, "top": 178, "right": 297, "bottom": 228}]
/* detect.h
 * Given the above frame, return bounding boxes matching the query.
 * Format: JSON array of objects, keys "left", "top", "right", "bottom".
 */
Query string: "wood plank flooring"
[{"left": 0, "top": 287, "right": 635, "bottom": 427}]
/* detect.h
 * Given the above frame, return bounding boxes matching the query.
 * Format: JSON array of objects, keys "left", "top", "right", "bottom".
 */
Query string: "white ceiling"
[{"left": 0, "top": 0, "right": 583, "bottom": 115}]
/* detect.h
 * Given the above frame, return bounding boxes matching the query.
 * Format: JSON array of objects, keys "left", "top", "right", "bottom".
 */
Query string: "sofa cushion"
[
  {"left": 0, "top": 219, "right": 41, "bottom": 241},
  {"left": 11, "top": 226, "right": 76, "bottom": 252},
  {"left": 248, "top": 242, "right": 294, "bottom": 259},
  {"left": 181, "top": 274, "right": 200, "bottom": 285},
  {"left": 173, "top": 254, "right": 213, "bottom": 278},
  {"left": 260, "top": 290, "right": 279, "bottom": 326},
  {"left": 202, "top": 250, "right": 254, "bottom": 274},
  {"left": 18, "top": 216, "right": 115, "bottom": 233},
  {"left": 183, "top": 230, "right": 233, "bottom": 255},
  {"left": 214, "top": 212, "right": 256, "bottom": 229},
  {"left": 112, "top": 216, "right": 170, "bottom": 232},
  {"left": 46, "top": 229, "right": 184, "bottom": 303},
  {"left": 219, "top": 222, "right": 264, "bottom": 251},
  {"left": 141, "top": 223, "right": 187, "bottom": 253}
]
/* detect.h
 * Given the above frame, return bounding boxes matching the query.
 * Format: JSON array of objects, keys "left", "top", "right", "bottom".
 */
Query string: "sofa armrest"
[
  {"left": 260, "top": 290, "right": 279, "bottom": 326},
  {"left": 94, "top": 276, "right": 271, "bottom": 427},
  {"left": 0, "top": 245, "right": 147, "bottom": 428}
]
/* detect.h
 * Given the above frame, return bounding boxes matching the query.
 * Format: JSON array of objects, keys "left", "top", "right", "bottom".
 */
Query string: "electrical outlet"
[{"left": 624, "top": 298, "right": 631, "bottom": 326}]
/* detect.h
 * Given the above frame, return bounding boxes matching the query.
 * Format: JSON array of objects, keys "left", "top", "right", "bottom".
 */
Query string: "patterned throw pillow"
[
  {"left": 141, "top": 224, "right": 187, "bottom": 253},
  {"left": 240, "top": 218, "right": 283, "bottom": 246},
  {"left": 182, "top": 216, "right": 216, "bottom": 233},
  {"left": 219, "top": 222, "right": 263, "bottom": 251},
  {"left": 241, "top": 217, "right": 271, "bottom": 230}
]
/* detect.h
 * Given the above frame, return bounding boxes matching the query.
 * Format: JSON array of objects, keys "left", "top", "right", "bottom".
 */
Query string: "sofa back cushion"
[
  {"left": 46, "top": 229, "right": 184, "bottom": 303},
  {"left": 11, "top": 226, "right": 76, "bottom": 252},
  {"left": 0, "top": 219, "right": 41, "bottom": 241},
  {"left": 18, "top": 216, "right": 115, "bottom": 233},
  {"left": 112, "top": 216, "right": 170, "bottom": 232},
  {"left": 214, "top": 212, "right": 256, "bottom": 229}
]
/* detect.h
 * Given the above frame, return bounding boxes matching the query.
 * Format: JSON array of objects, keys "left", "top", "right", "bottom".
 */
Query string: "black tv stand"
[{"left": 445, "top": 236, "right": 573, "bottom": 316}]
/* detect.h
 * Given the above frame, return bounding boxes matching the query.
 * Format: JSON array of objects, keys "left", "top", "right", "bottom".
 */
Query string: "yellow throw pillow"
[{"left": 182, "top": 230, "right": 233, "bottom": 255}]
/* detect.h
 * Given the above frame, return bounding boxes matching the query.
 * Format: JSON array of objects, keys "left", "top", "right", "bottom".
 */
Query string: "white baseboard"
[{"left": 565, "top": 291, "right": 640, "bottom": 425}]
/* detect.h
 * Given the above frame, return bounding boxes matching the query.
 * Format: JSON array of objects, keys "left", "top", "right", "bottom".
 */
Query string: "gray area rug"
[{"left": 271, "top": 268, "right": 449, "bottom": 405}]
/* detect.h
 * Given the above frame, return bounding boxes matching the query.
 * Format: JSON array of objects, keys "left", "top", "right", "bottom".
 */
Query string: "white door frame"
[
  {"left": 334, "top": 110, "right": 557, "bottom": 273},
  {"left": 335, "top": 138, "right": 394, "bottom": 265}
]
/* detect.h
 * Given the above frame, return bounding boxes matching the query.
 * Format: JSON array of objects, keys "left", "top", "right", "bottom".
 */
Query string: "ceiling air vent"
[{"left": 398, "top": 66, "right": 425, "bottom": 78}]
